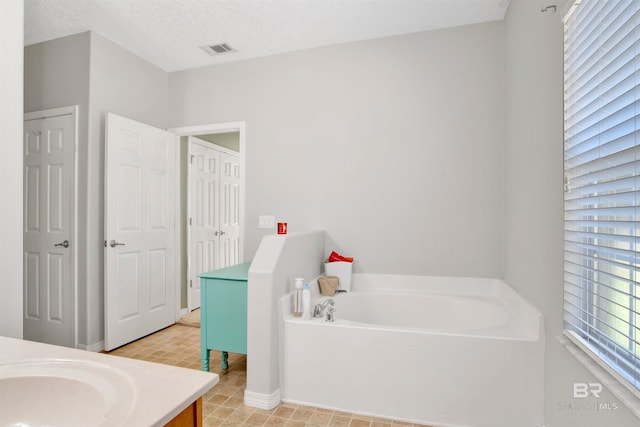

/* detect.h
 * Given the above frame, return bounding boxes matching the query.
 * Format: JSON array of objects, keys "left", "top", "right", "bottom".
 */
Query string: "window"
[{"left": 563, "top": 0, "right": 640, "bottom": 393}]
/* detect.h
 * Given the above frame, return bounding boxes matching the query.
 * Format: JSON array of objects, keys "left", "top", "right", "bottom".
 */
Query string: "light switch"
[{"left": 258, "top": 215, "right": 276, "bottom": 229}]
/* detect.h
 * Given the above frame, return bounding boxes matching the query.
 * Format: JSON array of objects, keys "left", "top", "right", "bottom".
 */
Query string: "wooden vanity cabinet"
[{"left": 164, "top": 398, "right": 202, "bottom": 427}]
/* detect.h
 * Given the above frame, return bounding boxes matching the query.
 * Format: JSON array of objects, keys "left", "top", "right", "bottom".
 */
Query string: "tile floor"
[{"left": 106, "top": 324, "right": 433, "bottom": 427}]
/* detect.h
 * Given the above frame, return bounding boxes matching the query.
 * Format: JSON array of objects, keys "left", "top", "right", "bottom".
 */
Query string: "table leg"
[
  {"left": 222, "top": 351, "right": 228, "bottom": 370},
  {"left": 201, "top": 348, "right": 210, "bottom": 372}
]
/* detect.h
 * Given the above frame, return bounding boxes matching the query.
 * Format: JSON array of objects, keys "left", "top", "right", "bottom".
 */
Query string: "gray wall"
[
  {"left": 24, "top": 31, "right": 168, "bottom": 348},
  {"left": 194, "top": 133, "right": 240, "bottom": 152},
  {"left": 24, "top": 32, "right": 92, "bottom": 345},
  {"left": 0, "top": 0, "right": 24, "bottom": 339},
  {"left": 504, "top": 0, "right": 639, "bottom": 425},
  {"left": 169, "top": 21, "right": 506, "bottom": 278}
]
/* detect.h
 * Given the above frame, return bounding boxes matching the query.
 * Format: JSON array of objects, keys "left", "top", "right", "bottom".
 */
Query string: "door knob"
[
  {"left": 220, "top": 231, "right": 227, "bottom": 236},
  {"left": 109, "top": 240, "right": 125, "bottom": 248},
  {"left": 54, "top": 240, "right": 69, "bottom": 248}
]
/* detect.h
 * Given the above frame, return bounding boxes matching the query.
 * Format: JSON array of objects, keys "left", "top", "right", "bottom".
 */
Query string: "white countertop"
[{"left": 0, "top": 336, "right": 219, "bottom": 426}]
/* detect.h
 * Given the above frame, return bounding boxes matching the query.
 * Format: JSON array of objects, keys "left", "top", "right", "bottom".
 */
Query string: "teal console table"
[{"left": 198, "top": 261, "right": 251, "bottom": 372}]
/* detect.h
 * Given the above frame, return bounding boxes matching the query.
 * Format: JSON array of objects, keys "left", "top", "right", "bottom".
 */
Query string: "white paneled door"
[
  {"left": 23, "top": 106, "right": 77, "bottom": 348},
  {"left": 219, "top": 151, "right": 241, "bottom": 267},
  {"left": 188, "top": 136, "right": 219, "bottom": 311},
  {"left": 187, "top": 137, "right": 241, "bottom": 312},
  {"left": 104, "top": 113, "right": 176, "bottom": 351}
]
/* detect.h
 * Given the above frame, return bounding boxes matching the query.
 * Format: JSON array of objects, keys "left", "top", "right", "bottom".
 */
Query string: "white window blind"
[{"left": 563, "top": 0, "right": 640, "bottom": 392}]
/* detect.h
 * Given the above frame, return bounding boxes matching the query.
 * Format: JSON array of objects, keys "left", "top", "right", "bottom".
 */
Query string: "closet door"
[
  {"left": 24, "top": 106, "right": 77, "bottom": 348},
  {"left": 188, "top": 136, "right": 220, "bottom": 311},
  {"left": 219, "top": 151, "right": 241, "bottom": 268},
  {"left": 187, "top": 136, "right": 241, "bottom": 311}
]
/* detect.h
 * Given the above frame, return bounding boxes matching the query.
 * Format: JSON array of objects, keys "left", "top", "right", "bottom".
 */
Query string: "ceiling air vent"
[{"left": 201, "top": 43, "right": 235, "bottom": 56}]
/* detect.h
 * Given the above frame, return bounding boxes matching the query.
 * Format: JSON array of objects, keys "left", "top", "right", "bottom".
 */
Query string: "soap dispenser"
[{"left": 293, "top": 278, "right": 304, "bottom": 317}]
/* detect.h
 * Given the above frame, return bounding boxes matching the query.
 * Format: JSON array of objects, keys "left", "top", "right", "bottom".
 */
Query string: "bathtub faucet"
[
  {"left": 325, "top": 305, "right": 336, "bottom": 323},
  {"left": 313, "top": 299, "right": 335, "bottom": 318}
]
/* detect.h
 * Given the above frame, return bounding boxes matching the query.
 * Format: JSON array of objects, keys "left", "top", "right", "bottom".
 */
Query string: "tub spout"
[{"left": 313, "top": 299, "right": 335, "bottom": 318}]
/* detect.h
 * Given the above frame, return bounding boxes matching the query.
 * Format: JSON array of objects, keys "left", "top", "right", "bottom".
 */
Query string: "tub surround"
[
  {"left": 245, "top": 229, "right": 325, "bottom": 410},
  {"left": 0, "top": 336, "right": 218, "bottom": 426},
  {"left": 343, "top": 273, "right": 543, "bottom": 340},
  {"left": 281, "top": 274, "right": 545, "bottom": 427}
]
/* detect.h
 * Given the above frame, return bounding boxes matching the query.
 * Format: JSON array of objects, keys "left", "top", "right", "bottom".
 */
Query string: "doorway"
[
  {"left": 170, "top": 122, "right": 246, "bottom": 316},
  {"left": 187, "top": 135, "right": 241, "bottom": 311}
]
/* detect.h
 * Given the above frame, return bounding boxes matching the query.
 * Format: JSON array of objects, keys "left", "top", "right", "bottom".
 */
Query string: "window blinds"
[{"left": 563, "top": 0, "right": 640, "bottom": 391}]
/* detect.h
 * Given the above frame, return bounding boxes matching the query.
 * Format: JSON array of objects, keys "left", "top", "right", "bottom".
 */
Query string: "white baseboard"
[
  {"left": 76, "top": 340, "right": 104, "bottom": 352},
  {"left": 244, "top": 388, "right": 281, "bottom": 410}
]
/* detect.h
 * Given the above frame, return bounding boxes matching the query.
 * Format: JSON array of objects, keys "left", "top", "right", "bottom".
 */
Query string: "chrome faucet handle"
[{"left": 325, "top": 306, "right": 336, "bottom": 322}]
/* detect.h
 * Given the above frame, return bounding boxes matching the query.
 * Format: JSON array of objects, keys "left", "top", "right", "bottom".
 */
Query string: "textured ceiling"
[{"left": 24, "top": 0, "right": 509, "bottom": 72}]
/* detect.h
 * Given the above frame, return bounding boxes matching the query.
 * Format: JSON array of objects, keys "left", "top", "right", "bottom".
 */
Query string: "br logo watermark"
[
  {"left": 556, "top": 382, "right": 619, "bottom": 412},
  {"left": 573, "top": 382, "right": 602, "bottom": 398}
]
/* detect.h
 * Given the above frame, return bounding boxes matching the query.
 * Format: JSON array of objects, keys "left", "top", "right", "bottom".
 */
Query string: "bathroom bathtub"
[{"left": 280, "top": 274, "right": 544, "bottom": 427}]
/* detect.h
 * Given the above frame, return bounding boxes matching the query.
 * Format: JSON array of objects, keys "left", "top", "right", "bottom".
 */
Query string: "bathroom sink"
[{"left": 0, "top": 359, "right": 136, "bottom": 426}]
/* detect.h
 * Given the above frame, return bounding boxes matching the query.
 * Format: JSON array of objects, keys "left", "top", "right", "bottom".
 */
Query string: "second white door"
[
  {"left": 188, "top": 136, "right": 241, "bottom": 311},
  {"left": 219, "top": 150, "right": 241, "bottom": 267}
]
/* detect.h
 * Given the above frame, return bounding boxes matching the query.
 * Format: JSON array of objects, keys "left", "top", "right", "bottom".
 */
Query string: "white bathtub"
[{"left": 280, "top": 274, "right": 544, "bottom": 427}]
